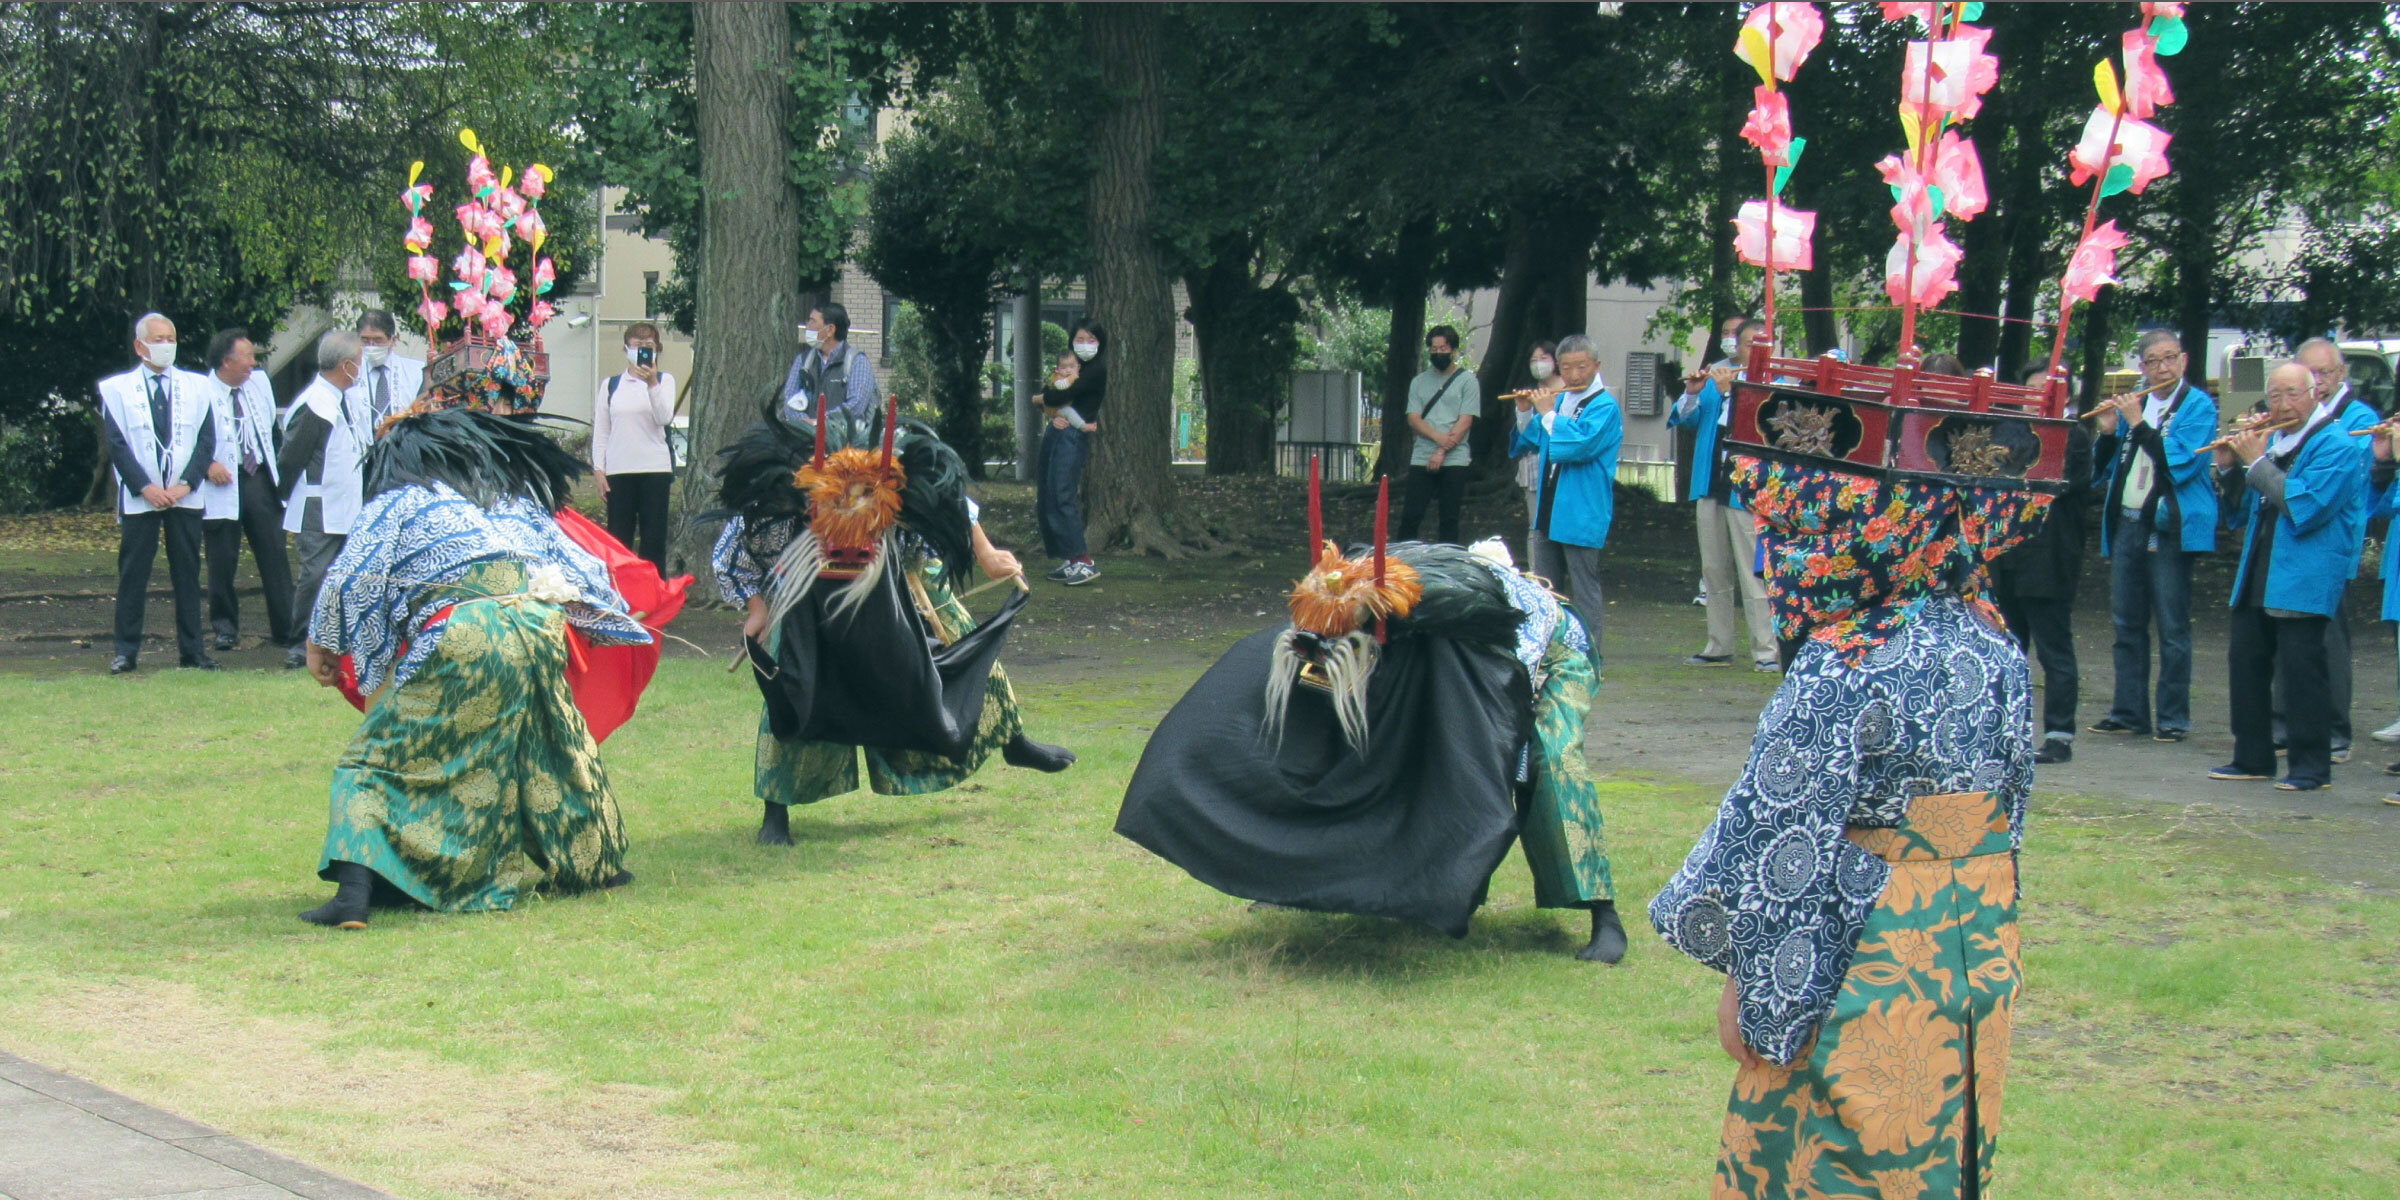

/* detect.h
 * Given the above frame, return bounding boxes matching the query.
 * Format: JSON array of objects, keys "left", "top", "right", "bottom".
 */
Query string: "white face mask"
[
  {"left": 361, "top": 344, "right": 391, "bottom": 368},
  {"left": 802, "top": 327, "right": 821, "bottom": 347},
  {"left": 1528, "top": 358, "right": 1555, "bottom": 381},
  {"left": 140, "top": 340, "right": 177, "bottom": 369},
  {"left": 1072, "top": 341, "right": 1098, "bottom": 361},
  {"left": 1720, "top": 336, "right": 1740, "bottom": 357}
]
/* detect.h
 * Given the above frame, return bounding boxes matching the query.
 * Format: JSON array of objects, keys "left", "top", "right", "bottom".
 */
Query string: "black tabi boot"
[
  {"left": 757, "top": 800, "right": 794, "bottom": 847},
  {"left": 300, "top": 860, "right": 373, "bottom": 930},
  {"left": 600, "top": 869, "right": 636, "bottom": 889},
  {"left": 1001, "top": 733, "right": 1076, "bottom": 773},
  {"left": 1576, "top": 900, "right": 1628, "bottom": 964}
]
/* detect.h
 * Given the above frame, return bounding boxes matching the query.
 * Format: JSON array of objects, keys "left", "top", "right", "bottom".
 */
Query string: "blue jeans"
[
  {"left": 2105, "top": 515, "right": 2194, "bottom": 734},
  {"left": 1036, "top": 424, "right": 1089, "bottom": 561}
]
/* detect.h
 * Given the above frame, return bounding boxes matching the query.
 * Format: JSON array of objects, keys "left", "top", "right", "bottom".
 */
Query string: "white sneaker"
[{"left": 2371, "top": 719, "right": 2400, "bottom": 744}]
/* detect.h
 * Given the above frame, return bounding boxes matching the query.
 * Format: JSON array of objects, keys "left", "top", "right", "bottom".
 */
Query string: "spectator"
[
  {"left": 2088, "top": 330, "right": 2217, "bottom": 743},
  {"left": 593, "top": 322, "right": 677, "bottom": 571},
  {"left": 100, "top": 313, "right": 218, "bottom": 674},
  {"left": 2209, "top": 360, "right": 2366, "bottom": 792},
  {"left": 1670, "top": 315, "right": 1779, "bottom": 673},
  {"left": 1512, "top": 333, "right": 1621, "bottom": 661},
  {"left": 783, "top": 301, "right": 878, "bottom": 422},
  {"left": 1038, "top": 323, "right": 1108, "bottom": 585},
  {"left": 348, "top": 309, "right": 425, "bottom": 429},
  {"left": 1398, "top": 325, "right": 1478, "bottom": 544},
  {"left": 278, "top": 331, "right": 370, "bottom": 671},
  {"left": 198, "top": 328, "right": 297, "bottom": 652},
  {"left": 1512, "top": 340, "right": 1563, "bottom": 568},
  {"left": 1990, "top": 365, "right": 2093, "bottom": 763}
]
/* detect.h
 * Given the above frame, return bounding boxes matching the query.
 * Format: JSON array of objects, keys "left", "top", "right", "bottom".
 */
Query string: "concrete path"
[{"left": 0, "top": 1051, "right": 396, "bottom": 1200}]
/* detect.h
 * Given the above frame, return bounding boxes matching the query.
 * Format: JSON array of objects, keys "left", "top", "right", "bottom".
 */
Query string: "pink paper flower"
[
  {"left": 2141, "top": 2, "right": 2184, "bottom": 17},
  {"left": 404, "top": 217, "right": 434, "bottom": 252},
  {"left": 1877, "top": 153, "right": 1936, "bottom": 238},
  {"left": 2060, "top": 220, "right": 2131, "bottom": 305},
  {"left": 1737, "top": 3, "right": 1824, "bottom": 83},
  {"left": 401, "top": 184, "right": 433, "bottom": 214},
  {"left": 1740, "top": 87, "right": 1796, "bottom": 165},
  {"left": 529, "top": 299, "right": 556, "bottom": 329},
  {"left": 1927, "top": 131, "right": 1987, "bottom": 219},
  {"left": 478, "top": 306, "right": 514, "bottom": 338},
  {"left": 416, "top": 297, "right": 448, "bottom": 329},
  {"left": 451, "top": 247, "right": 487, "bottom": 284},
  {"left": 454, "top": 291, "right": 485, "bottom": 319},
  {"left": 2068, "top": 106, "right": 2172, "bottom": 194},
  {"left": 532, "top": 258, "right": 556, "bottom": 295},
  {"left": 2120, "top": 29, "right": 2176, "bottom": 118},
  {"left": 514, "top": 209, "right": 546, "bottom": 245},
  {"left": 1884, "top": 223, "right": 1963, "bottom": 308},
  {"left": 1878, "top": 2, "right": 1936, "bottom": 25},
  {"left": 1901, "top": 25, "right": 2000, "bottom": 123},
  {"left": 465, "top": 155, "right": 498, "bottom": 197},
  {"left": 492, "top": 187, "right": 527, "bottom": 223},
  {"left": 453, "top": 202, "right": 483, "bottom": 237},
  {"left": 1734, "top": 200, "right": 1817, "bottom": 271},
  {"left": 519, "top": 167, "right": 548, "bottom": 200},
  {"left": 407, "top": 254, "right": 440, "bottom": 283},
  {"left": 488, "top": 266, "right": 519, "bottom": 303}
]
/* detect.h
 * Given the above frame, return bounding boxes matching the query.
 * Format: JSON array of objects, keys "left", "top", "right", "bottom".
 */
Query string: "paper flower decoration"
[
  {"left": 529, "top": 299, "right": 555, "bottom": 327},
  {"left": 488, "top": 266, "right": 518, "bottom": 304},
  {"left": 478, "top": 305, "right": 514, "bottom": 338},
  {"left": 1734, "top": 3, "right": 1824, "bottom": 86},
  {"left": 1927, "top": 131, "right": 1987, "bottom": 219},
  {"left": 532, "top": 258, "right": 556, "bottom": 296},
  {"left": 1740, "top": 87, "right": 1796, "bottom": 165},
  {"left": 2060, "top": 220, "right": 2131, "bottom": 305},
  {"left": 2120, "top": 30, "right": 2176, "bottom": 118},
  {"left": 2068, "top": 106, "right": 2171, "bottom": 195},
  {"left": 451, "top": 246, "right": 487, "bottom": 284},
  {"left": 1734, "top": 200, "right": 1816, "bottom": 271},
  {"left": 1884, "top": 224, "right": 1963, "bottom": 308},
  {"left": 416, "top": 297, "right": 448, "bottom": 329},
  {"left": 493, "top": 187, "right": 527, "bottom": 224},
  {"left": 407, "top": 254, "right": 439, "bottom": 283},
  {"left": 520, "top": 164, "right": 551, "bottom": 201},
  {"left": 1901, "top": 25, "right": 2000, "bottom": 123},
  {"left": 404, "top": 217, "right": 434, "bottom": 252},
  {"left": 1878, "top": 2, "right": 1935, "bottom": 25},
  {"left": 513, "top": 208, "right": 545, "bottom": 246}
]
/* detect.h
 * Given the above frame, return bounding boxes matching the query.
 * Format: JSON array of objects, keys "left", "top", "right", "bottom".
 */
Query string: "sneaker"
[
  {"left": 2035, "top": 738, "right": 2073, "bottom": 765},
  {"left": 2382, "top": 794, "right": 2400, "bottom": 807},
  {"left": 2373, "top": 719, "right": 2400, "bottom": 744},
  {"left": 2274, "top": 777, "right": 2326, "bottom": 792},
  {"left": 2088, "top": 718, "right": 2145, "bottom": 735},
  {"left": 1062, "top": 561, "right": 1101, "bottom": 587},
  {"left": 179, "top": 655, "right": 221, "bottom": 671},
  {"left": 2383, "top": 761, "right": 2400, "bottom": 777},
  {"left": 1753, "top": 660, "right": 1782, "bottom": 674},
  {"left": 2152, "top": 729, "right": 2187, "bottom": 743},
  {"left": 1684, "top": 654, "right": 1734, "bottom": 667},
  {"left": 1045, "top": 562, "right": 1073, "bottom": 582},
  {"left": 2332, "top": 746, "right": 2352, "bottom": 764},
  {"left": 284, "top": 647, "right": 307, "bottom": 670},
  {"left": 212, "top": 636, "right": 238, "bottom": 652},
  {"left": 109, "top": 656, "right": 136, "bottom": 676},
  {"left": 2208, "top": 764, "right": 2271, "bottom": 782}
]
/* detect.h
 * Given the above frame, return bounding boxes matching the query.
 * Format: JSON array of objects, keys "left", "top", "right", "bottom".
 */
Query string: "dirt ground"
[{"left": 9, "top": 475, "right": 2396, "bottom": 887}]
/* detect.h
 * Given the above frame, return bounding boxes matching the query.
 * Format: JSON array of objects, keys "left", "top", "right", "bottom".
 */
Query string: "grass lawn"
[{"left": 2, "top": 659, "right": 2396, "bottom": 1198}]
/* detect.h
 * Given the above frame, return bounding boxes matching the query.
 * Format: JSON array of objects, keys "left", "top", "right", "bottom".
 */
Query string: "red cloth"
[{"left": 333, "top": 508, "right": 693, "bottom": 744}]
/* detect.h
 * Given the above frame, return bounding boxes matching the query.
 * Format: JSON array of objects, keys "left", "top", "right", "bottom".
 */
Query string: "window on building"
[{"left": 643, "top": 271, "right": 660, "bottom": 320}]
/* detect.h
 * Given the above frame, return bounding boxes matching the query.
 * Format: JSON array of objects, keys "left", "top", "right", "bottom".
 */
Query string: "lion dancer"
[
  {"left": 711, "top": 398, "right": 1073, "bottom": 846},
  {"left": 1117, "top": 467, "right": 1623, "bottom": 961}
]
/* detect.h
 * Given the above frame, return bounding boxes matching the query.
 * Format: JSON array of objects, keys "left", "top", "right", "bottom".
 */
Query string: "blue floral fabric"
[
  {"left": 312, "top": 484, "right": 648, "bottom": 695},
  {"left": 1647, "top": 594, "right": 2033, "bottom": 1066},
  {"left": 1478, "top": 557, "right": 1591, "bottom": 677}
]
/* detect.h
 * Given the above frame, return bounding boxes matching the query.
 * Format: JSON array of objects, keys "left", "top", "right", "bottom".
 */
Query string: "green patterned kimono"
[
  {"left": 756, "top": 554, "right": 1023, "bottom": 807},
  {"left": 1519, "top": 620, "right": 1612, "bottom": 906},
  {"left": 1715, "top": 789, "right": 2022, "bottom": 1199},
  {"left": 320, "top": 562, "right": 629, "bottom": 911}
]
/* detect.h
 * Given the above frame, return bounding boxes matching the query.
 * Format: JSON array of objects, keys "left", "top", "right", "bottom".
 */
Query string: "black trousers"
[
  {"left": 1994, "top": 587, "right": 2079, "bottom": 736},
  {"left": 2271, "top": 583, "right": 2353, "bottom": 749},
  {"left": 2230, "top": 605, "right": 2332, "bottom": 786},
  {"left": 115, "top": 507, "right": 207, "bottom": 663},
  {"left": 1399, "top": 465, "right": 1469, "bottom": 544},
  {"left": 205, "top": 469, "right": 298, "bottom": 645},
  {"left": 605, "top": 470, "right": 673, "bottom": 572}
]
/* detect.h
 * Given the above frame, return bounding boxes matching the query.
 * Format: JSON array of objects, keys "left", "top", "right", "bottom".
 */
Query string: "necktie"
[
  {"left": 372, "top": 367, "right": 390, "bottom": 420},
  {"left": 236, "top": 387, "right": 260, "bottom": 472},
  {"left": 147, "top": 374, "right": 173, "bottom": 476}
]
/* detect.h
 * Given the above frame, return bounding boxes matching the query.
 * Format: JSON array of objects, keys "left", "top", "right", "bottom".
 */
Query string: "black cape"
[
  {"left": 748, "top": 563, "right": 1027, "bottom": 761},
  {"left": 1115, "top": 626, "right": 1533, "bottom": 937}
]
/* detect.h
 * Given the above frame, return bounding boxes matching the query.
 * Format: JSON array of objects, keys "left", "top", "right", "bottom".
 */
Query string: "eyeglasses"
[{"left": 2141, "top": 354, "right": 2184, "bottom": 368}]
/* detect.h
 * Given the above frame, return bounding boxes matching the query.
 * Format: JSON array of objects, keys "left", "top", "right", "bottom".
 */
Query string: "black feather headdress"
[{"left": 363, "top": 408, "right": 587, "bottom": 511}]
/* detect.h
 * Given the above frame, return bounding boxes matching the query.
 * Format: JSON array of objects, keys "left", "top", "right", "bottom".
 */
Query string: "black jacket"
[{"left": 1991, "top": 422, "right": 2095, "bottom": 601}]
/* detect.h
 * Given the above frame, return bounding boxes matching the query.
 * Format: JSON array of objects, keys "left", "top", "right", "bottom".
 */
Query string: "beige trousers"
[{"left": 1696, "top": 496, "right": 1776, "bottom": 664}]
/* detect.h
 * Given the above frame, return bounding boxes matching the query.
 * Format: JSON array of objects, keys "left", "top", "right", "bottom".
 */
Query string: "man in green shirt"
[{"left": 1399, "top": 324, "right": 1479, "bottom": 544}]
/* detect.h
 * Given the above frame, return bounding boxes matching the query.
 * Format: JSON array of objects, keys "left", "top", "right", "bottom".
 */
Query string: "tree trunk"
[
  {"left": 1376, "top": 217, "right": 1433, "bottom": 482},
  {"left": 2175, "top": 193, "right": 2218, "bottom": 392},
  {"left": 926, "top": 292, "right": 992, "bottom": 478},
  {"left": 1188, "top": 246, "right": 1295, "bottom": 476},
  {"left": 1471, "top": 210, "right": 1589, "bottom": 471},
  {"left": 1799, "top": 260, "right": 1838, "bottom": 356},
  {"left": 675, "top": 2, "right": 803, "bottom": 583},
  {"left": 1079, "top": 3, "right": 1182, "bottom": 554}
]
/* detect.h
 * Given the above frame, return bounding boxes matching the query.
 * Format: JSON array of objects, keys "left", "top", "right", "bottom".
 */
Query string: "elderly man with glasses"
[{"left": 2087, "top": 331, "right": 2218, "bottom": 744}]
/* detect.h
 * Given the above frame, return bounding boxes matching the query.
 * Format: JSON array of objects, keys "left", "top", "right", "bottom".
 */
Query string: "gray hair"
[
  {"left": 317, "top": 330, "right": 363, "bottom": 372},
  {"left": 2135, "top": 329, "right": 2181, "bottom": 356},
  {"left": 1555, "top": 334, "right": 1599, "bottom": 360},
  {"left": 132, "top": 312, "right": 173, "bottom": 343}
]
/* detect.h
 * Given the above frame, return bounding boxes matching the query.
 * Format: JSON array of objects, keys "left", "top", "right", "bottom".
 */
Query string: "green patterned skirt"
[
  {"left": 1716, "top": 790, "right": 2021, "bottom": 1199},
  {"left": 757, "top": 557, "right": 1022, "bottom": 807},
  {"left": 1518, "top": 622, "right": 1612, "bottom": 907},
  {"left": 319, "top": 575, "right": 628, "bottom": 912}
]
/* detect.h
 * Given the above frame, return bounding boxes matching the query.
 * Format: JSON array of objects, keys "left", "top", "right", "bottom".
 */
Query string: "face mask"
[
  {"left": 361, "top": 344, "right": 390, "bottom": 368},
  {"left": 625, "top": 346, "right": 651, "bottom": 366},
  {"left": 802, "top": 328, "right": 821, "bottom": 347},
  {"left": 1072, "top": 341, "right": 1098, "bottom": 361},
  {"left": 1720, "top": 336, "right": 1740, "bottom": 356},
  {"left": 1528, "top": 358, "right": 1555, "bottom": 381},
  {"left": 140, "top": 340, "right": 177, "bottom": 369},
  {"left": 1428, "top": 352, "right": 1454, "bottom": 372}
]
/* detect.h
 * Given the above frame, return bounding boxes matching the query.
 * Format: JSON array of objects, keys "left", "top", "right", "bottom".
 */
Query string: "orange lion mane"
[
  {"left": 1287, "top": 540, "right": 1422, "bottom": 638},
  {"left": 795, "top": 447, "right": 907, "bottom": 555}
]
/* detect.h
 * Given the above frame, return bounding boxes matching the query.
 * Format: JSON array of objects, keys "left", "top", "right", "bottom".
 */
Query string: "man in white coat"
[
  {"left": 100, "top": 313, "right": 219, "bottom": 674},
  {"left": 198, "top": 327, "right": 298, "bottom": 651},
  {"left": 349, "top": 309, "right": 426, "bottom": 430},
  {"left": 278, "top": 331, "right": 368, "bottom": 670}
]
